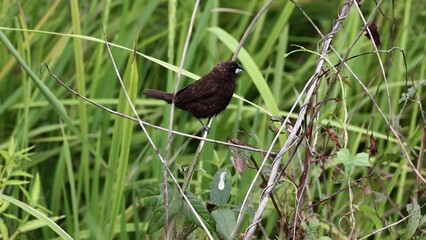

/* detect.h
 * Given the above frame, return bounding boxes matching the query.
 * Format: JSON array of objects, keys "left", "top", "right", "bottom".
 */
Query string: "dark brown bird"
[{"left": 144, "top": 60, "right": 244, "bottom": 133}]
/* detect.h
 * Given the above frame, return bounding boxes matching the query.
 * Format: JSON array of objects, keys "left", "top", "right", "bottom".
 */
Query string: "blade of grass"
[
  {"left": 70, "top": 0, "right": 91, "bottom": 208},
  {"left": 0, "top": 31, "right": 102, "bottom": 162},
  {"left": 0, "top": 193, "right": 73, "bottom": 240}
]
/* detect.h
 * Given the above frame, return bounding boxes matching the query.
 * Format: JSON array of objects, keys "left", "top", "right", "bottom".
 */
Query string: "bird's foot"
[
  {"left": 197, "top": 118, "right": 210, "bottom": 134},
  {"left": 202, "top": 126, "right": 210, "bottom": 134}
]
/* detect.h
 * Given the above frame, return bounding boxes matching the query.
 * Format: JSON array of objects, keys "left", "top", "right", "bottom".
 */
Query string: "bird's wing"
[{"left": 175, "top": 78, "right": 218, "bottom": 103}]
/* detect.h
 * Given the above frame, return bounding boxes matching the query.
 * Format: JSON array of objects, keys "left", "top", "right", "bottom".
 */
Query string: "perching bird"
[{"left": 144, "top": 60, "right": 244, "bottom": 133}]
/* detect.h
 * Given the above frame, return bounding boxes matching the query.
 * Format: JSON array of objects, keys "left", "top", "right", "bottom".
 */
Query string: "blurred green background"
[{"left": 0, "top": 0, "right": 425, "bottom": 239}]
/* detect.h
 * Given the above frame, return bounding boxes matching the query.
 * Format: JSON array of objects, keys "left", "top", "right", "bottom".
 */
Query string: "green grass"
[{"left": 0, "top": 0, "right": 425, "bottom": 239}]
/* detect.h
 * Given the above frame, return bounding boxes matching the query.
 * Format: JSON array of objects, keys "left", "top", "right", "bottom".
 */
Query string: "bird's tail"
[{"left": 144, "top": 89, "right": 173, "bottom": 103}]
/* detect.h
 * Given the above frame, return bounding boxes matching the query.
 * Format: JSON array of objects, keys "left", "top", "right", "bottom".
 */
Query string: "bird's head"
[{"left": 214, "top": 61, "right": 244, "bottom": 79}]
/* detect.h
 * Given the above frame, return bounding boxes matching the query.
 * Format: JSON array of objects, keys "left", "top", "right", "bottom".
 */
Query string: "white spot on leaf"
[{"left": 218, "top": 171, "right": 227, "bottom": 190}]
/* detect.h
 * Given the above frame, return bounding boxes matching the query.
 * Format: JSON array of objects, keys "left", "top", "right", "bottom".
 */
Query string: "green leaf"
[
  {"left": 30, "top": 173, "right": 41, "bottom": 206},
  {"left": 404, "top": 201, "right": 421, "bottom": 239},
  {"left": 353, "top": 152, "right": 371, "bottom": 167},
  {"left": 301, "top": 218, "right": 320, "bottom": 239},
  {"left": 10, "top": 170, "right": 33, "bottom": 178},
  {"left": 317, "top": 108, "right": 336, "bottom": 123},
  {"left": 3, "top": 180, "right": 29, "bottom": 186},
  {"left": 210, "top": 168, "right": 232, "bottom": 206},
  {"left": 2, "top": 213, "right": 21, "bottom": 222},
  {"left": 147, "top": 206, "right": 165, "bottom": 234},
  {"left": 168, "top": 188, "right": 183, "bottom": 216},
  {"left": 142, "top": 184, "right": 183, "bottom": 233},
  {"left": 359, "top": 204, "right": 383, "bottom": 229},
  {"left": 336, "top": 148, "right": 351, "bottom": 163},
  {"left": 212, "top": 209, "right": 236, "bottom": 238},
  {"left": 0, "top": 193, "right": 72, "bottom": 240},
  {"left": 336, "top": 148, "right": 353, "bottom": 176},
  {"left": 420, "top": 214, "right": 426, "bottom": 227},
  {"left": 0, "top": 150, "right": 10, "bottom": 161},
  {"left": 0, "top": 218, "right": 8, "bottom": 240},
  {"left": 233, "top": 204, "right": 255, "bottom": 217},
  {"left": 335, "top": 148, "right": 371, "bottom": 177},
  {"left": 14, "top": 145, "right": 34, "bottom": 161},
  {"left": 0, "top": 199, "right": 10, "bottom": 213},
  {"left": 308, "top": 218, "right": 320, "bottom": 230},
  {"left": 184, "top": 191, "right": 216, "bottom": 232},
  {"left": 20, "top": 216, "right": 64, "bottom": 232},
  {"left": 139, "top": 184, "right": 162, "bottom": 208}
]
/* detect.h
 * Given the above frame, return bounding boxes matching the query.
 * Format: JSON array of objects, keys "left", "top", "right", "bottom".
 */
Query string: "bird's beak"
[{"left": 235, "top": 64, "right": 244, "bottom": 75}]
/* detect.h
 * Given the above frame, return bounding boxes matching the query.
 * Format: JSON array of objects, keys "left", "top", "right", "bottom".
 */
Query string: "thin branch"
[
  {"left": 231, "top": 0, "right": 272, "bottom": 61},
  {"left": 291, "top": 131, "right": 314, "bottom": 237},
  {"left": 182, "top": 118, "right": 212, "bottom": 191},
  {"left": 302, "top": 186, "right": 350, "bottom": 210},
  {"left": 415, "top": 122, "right": 426, "bottom": 200}
]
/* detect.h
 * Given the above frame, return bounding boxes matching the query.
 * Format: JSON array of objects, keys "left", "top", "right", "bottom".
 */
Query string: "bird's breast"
[{"left": 178, "top": 81, "right": 235, "bottom": 119}]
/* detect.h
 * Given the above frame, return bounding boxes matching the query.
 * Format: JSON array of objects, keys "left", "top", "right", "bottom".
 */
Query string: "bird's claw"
[
  {"left": 197, "top": 118, "right": 210, "bottom": 134},
  {"left": 203, "top": 126, "right": 210, "bottom": 134}
]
